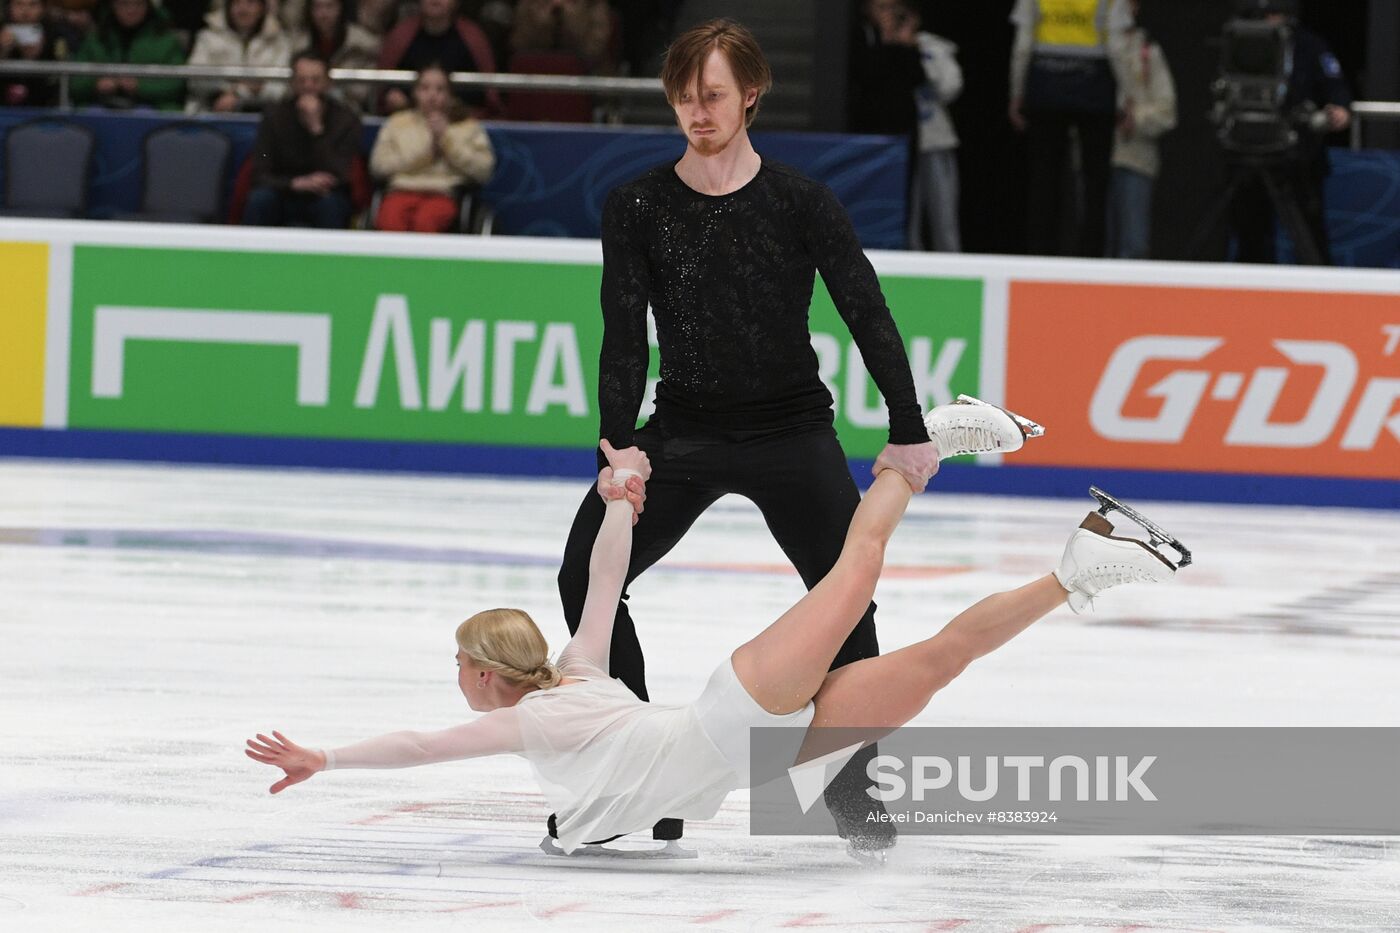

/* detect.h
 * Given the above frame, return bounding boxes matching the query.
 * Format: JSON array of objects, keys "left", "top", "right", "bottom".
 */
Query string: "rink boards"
[{"left": 1, "top": 219, "right": 1397, "bottom": 507}]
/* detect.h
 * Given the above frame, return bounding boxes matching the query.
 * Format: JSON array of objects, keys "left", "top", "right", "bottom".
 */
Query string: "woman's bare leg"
[
  {"left": 730, "top": 470, "right": 913, "bottom": 714},
  {"left": 797, "top": 574, "right": 1067, "bottom": 758}
]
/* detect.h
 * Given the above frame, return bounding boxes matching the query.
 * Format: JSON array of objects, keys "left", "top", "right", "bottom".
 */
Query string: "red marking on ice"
[
  {"left": 781, "top": 914, "right": 827, "bottom": 928},
  {"left": 73, "top": 883, "right": 129, "bottom": 897},
  {"left": 352, "top": 802, "right": 434, "bottom": 825},
  {"left": 436, "top": 899, "right": 523, "bottom": 914},
  {"left": 223, "top": 890, "right": 367, "bottom": 909},
  {"left": 538, "top": 901, "right": 589, "bottom": 919},
  {"left": 664, "top": 561, "right": 971, "bottom": 579},
  {"left": 692, "top": 909, "right": 741, "bottom": 924},
  {"left": 927, "top": 922, "right": 971, "bottom": 931}
]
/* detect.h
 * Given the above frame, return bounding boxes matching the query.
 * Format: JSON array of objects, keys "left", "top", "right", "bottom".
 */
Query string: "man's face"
[
  {"left": 292, "top": 59, "right": 330, "bottom": 97},
  {"left": 671, "top": 48, "right": 756, "bottom": 157},
  {"left": 7, "top": 0, "right": 44, "bottom": 26}
]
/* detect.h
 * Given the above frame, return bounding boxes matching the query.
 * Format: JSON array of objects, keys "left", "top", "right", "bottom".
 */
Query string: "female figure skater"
[{"left": 246, "top": 400, "right": 1183, "bottom": 855}]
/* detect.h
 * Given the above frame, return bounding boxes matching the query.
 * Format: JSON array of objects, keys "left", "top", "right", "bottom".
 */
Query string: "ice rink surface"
[{"left": 2, "top": 459, "right": 1398, "bottom": 932}]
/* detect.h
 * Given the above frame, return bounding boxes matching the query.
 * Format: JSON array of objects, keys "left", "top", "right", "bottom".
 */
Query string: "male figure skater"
[{"left": 556, "top": 18, "right": 944, "bottom": 859}]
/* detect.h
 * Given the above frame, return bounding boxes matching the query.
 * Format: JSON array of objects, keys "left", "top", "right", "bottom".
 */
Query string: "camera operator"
[{"left": 1227, "top": 0, "right": 1351, "bottom": 264}]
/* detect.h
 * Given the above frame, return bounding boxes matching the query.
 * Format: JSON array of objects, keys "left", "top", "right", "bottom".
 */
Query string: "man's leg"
[
  {"left": 308, "top": 189, "right": 352, "bottom": 229},
  {"left": 731, "top": 469, "right": 912, "bottom": 709},
  {"left": 553, "top": 434, "right": 729, "bottom": 844},
  {"left": 1075, "top": 111, "right": 1115, "bottom": 259},
  {"left": 736, "top": 428, "right": 889, "bottom": 848},
  {"left": 739, "top": 428, "right": 879, "bottom": 668},
  {"left": 557, "top": 435, "right": 724, "bottom": 701},
  {"left": 241, "top": 186, "right": 284, "bottom": 226}
]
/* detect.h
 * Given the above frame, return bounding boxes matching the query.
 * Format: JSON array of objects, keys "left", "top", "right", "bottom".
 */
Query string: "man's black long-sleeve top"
[{"left": 597, "top": 159, "right": 927, "bottom": 453}]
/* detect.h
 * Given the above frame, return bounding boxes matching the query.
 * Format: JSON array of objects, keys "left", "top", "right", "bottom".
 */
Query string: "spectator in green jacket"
[{"left": 71, "top": 0, "right": 185, "bottom": 109}]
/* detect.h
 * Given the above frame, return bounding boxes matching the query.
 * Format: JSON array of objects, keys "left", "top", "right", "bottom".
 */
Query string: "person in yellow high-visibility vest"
[{"left": 1008, "top": 0, "right": 1131, "bottom": 257}]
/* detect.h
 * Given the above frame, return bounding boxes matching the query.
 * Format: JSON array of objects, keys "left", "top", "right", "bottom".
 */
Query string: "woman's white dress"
[{"left": 320, "top": 649, "right": 814, "bottom": 852}]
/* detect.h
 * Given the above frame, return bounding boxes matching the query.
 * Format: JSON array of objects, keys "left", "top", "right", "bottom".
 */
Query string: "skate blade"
[
  {"left": 1088, "top": 486, "right": 1192, "bottom": 569},
  {"left": 846, "top": 842, "right": 890, "bottom": 868},
  {"left": 539, "top": 834, "right": 698, "bottom": 860},
  {"left": 954, "top": 394, "right": 1046, "bottom": 439}
]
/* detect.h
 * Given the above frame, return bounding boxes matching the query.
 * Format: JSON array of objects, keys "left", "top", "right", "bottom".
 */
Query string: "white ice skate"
[
  {"left": 1054, "top": 487, "right": 1191, "bottom": 614},
  {"left": 923, "top": 394, "right": 1045, "bottom": 459}
]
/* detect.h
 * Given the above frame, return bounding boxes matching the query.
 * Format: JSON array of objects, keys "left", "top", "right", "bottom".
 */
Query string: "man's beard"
[{"left": 689, "top": 125, "right": 735, "bottom": 156}]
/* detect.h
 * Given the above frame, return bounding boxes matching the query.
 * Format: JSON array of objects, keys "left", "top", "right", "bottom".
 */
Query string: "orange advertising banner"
[{"left": 1006, "top": 282, "right": 1400, "bottom": 480}]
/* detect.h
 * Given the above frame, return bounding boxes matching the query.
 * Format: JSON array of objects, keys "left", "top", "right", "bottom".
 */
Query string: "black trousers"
[
  {"left": 1025, "top": 109, "right": 1115, "bottom": 257},
  {"left": 557, "top": 420, "right": 888, "bottom": 835},
  {"left": 558, "top": 421, "right": 878, "bottom": 698}
]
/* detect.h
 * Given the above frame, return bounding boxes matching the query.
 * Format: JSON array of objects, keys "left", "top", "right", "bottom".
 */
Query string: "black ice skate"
[{"left": 538, "top": 814, "right": 697, "bottom": 860}]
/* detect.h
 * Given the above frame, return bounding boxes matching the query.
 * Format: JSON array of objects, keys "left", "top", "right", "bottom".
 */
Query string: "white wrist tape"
[{"left": 610, "top": 468, "right": 642, "bottom": 487}]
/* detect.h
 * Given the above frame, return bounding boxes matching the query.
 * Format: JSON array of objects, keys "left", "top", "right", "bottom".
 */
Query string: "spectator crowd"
[
  {"left": 1, "top": 0, "right": 647, "bottom": 115},
  {"left": 0, "top": 0, "right": 676, "bottom": 230},
  {"left": 0, "top": 1, "right": 1354, "bottom": 260}
]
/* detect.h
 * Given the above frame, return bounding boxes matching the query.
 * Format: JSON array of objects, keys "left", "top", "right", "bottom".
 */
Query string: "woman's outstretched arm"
[
  {"left": 245, "top": 710, "right": 524, "bottom": 794},
  {"left": 562, "top": 440, "right": 651, "bottom": 672}
]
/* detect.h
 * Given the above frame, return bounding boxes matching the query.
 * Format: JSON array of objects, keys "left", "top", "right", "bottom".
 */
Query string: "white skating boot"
[
  {"left": 1054, "top": 487, "right": 1191, "bottom": 613},
  {"left": 923, "top": 394, "right": 1045, "bottom": 459}
]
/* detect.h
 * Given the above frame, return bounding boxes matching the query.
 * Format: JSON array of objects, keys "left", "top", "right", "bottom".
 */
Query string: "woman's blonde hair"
[{"left": 455, "top": 608, "right": 562, "bottom": 691}]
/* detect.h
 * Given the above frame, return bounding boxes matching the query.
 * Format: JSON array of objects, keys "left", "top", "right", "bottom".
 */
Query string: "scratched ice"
[{"left": 2, "top": 460, "right": 1397, "bottom": 932}]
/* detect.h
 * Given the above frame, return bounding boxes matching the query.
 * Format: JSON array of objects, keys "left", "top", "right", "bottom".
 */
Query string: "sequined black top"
[{"left": 597, "top": 160, "right": 927, "bottom": 450}]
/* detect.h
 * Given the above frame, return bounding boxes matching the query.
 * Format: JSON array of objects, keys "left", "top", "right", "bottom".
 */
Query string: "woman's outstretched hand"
[
  {"left": 245, "top": 731, "right": 326, "bottom": 794},
  {"left": 596, "top": 439, "right": 651, "bottom": 525}
]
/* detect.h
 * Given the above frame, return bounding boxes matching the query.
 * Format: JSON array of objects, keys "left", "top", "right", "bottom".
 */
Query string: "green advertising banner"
[{"left": 68, "top": 245, "right": 982, "bottom": 457}]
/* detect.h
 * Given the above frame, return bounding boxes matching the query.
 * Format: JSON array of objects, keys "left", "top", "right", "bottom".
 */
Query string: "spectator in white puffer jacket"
[{"left": 186, "top": 0, "right": 293, "bottom": 112}]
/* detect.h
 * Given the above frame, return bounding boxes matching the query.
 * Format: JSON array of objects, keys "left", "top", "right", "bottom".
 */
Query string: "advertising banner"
[
  {"left": 1006, "top": 281, "right": 1400, "bottom": 480},
  {"left": 0, "top": 240, "right": 48, "bottom": 428},
  {"left": 64, "top": 244, "right": 983, "bottom": 459}
]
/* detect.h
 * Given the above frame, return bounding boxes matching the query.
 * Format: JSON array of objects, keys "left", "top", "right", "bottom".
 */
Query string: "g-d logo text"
[{"left": 1089, "top": 333, "right": 1400, "bottom": 450}]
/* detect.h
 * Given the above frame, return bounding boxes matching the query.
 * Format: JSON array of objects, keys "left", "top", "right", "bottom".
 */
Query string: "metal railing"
[
  {"left": 0, "top": 60, "right": 663, "bottom": 111},
  {"left": 5, "top": 60, "right": 1396, "bottom": 149},
  {"left": 1350, "top": 101, "right": 1400, "bottom": 149}
]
